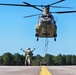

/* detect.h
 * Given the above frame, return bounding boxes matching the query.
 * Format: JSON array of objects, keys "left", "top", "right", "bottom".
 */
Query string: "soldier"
[{"left": 21, "top": 48, "right": 35, "bottom": 66}]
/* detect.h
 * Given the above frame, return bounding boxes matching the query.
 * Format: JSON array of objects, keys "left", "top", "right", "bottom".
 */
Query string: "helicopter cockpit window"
[
  {"left": 40, "top": 14, "right": 54, "bottom": 18},
  {"left": 40, "top": 15, "right": 47, "bottom": 18}
]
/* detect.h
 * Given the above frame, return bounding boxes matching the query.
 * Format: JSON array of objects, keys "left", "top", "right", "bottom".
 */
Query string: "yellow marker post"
[{"left": 40, "top": 66, "right": 52, "bottom": 75}]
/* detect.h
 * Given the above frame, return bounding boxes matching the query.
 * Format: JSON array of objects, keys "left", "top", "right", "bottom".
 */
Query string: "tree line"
[{"left": 0, "top": 52, "right": 76, "bottom": 66}]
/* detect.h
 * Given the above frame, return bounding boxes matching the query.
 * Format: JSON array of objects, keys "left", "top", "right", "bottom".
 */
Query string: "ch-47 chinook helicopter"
[{"left": 0, "top": 0, "right": 76, "bottom": 41}]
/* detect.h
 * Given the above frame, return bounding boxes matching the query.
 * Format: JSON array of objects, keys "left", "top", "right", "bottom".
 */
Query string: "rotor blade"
[
  {"left": 23, "top": 2, "right": 42, "bottom": 12},
  {"left": 51, "top": 10, "right": 76, "bottom": 14},
  {"left": 0, "top": 3, "right": 30, "bottom": 6},
  {"left": 24, "top": 14, "right": 40, "bottom": 18},
  {"left": 0, "top": 3, "right": 44, "bottom": 8},
  {"left": 50, "top": 0, "right": 65, "bottom": 6},
  {"left": 51, "top": 6, "right": 73, "bottom": 9}
]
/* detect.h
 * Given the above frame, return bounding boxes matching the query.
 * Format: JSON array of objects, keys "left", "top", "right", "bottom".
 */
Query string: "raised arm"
[
  {"left": 32, "top": 48, "right": 35, "bottom": 52},
  {"left": 21, "top": 48, "right": 26, "bottom": 52}
]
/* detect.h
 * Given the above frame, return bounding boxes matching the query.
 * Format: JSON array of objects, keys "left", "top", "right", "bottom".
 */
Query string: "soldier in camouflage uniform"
[{"left": 21, "top": 48, "right": 35, "bottom": 66}]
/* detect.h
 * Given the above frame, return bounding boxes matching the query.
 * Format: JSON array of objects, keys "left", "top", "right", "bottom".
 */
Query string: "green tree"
[
  {"left": 71, "top": 55, "right": 76, "bottom": 65},
  {"left": 0, "top": 56, "right": 3, "bottom": 65},
  {"left": 44, "top": 54, "right": 53, "bottom": 65},
  {"left": 53, "top": 56, "right": 59, "bottom": 65},
  {"left": 53, "top": 54, "right": 65, "bottom": 65},
  {"left": 32, "top": 54, "right": 42, "bottom": 66},
  {"left": 2, "top": 52, "right": 14, "bottom": 65},
  {"left": 62, "top": 55, "right": 66, "bottom": 65},
  {"left": 66, "top": 55, "right": 72, "bottom": 65},
  {"left": 53, "top": 56, "right": 56, "bottom": 65},
  {"left": 57, "top": 54, "right": 63, "bottom": 65},
  {"left": 14, "top": 53, "right": 24, "bottom": 65}
]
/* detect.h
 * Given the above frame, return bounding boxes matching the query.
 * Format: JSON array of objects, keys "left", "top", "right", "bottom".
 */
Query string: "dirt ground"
[{"left": 0, "top": 66, "right": 76, "bottom": 75}]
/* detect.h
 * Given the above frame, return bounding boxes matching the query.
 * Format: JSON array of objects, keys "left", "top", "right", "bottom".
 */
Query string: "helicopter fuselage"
[
  {"left": 35, "top": 6, "right": 57, "bottom": 41},
  {"left": 35, "top": 14, "right": 57, "bottom": 41},
  {"left": 0, "top": 0, "right": 75, "bottom": 42}
]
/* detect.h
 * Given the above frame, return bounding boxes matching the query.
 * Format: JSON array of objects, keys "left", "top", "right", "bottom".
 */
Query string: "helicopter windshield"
[
  {"left": 40, "top": 14, "right": 54, "bottom": 18},
  {"left": 40, "top": 14, "right": 49, "bottom": 18},
  {"left": 39, "top": 14, "right": 55, "bottom": 24}
]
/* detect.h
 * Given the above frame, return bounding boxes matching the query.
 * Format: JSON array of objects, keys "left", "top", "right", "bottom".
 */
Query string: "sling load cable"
[
  {"left": 40, "top": 38, "right": 49, "bottom": 65},
  {"left": 44, "top": 38, "right": 49, "bottom": 57}
]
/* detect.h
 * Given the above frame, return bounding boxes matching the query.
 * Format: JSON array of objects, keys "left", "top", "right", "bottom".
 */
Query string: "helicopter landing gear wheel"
[
  {"left": 53, "top": 34, "right": 57, "bottom": 37},
  {"left": 54, "top": 38, "right": 56, "bottom": 41},
  {"left": 35, "top": 33, "right": 39, "bottom": 41},
  {"left": 37, "top": 37, "right": 39, "bottom": 41}
]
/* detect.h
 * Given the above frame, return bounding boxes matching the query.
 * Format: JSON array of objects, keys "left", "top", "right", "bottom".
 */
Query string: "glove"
[
  {"left": 21, "top": 48, "right": 22, "bottom": 50},
  {"left": 34, "top": 48, "right": 36, "bottom": 50}
]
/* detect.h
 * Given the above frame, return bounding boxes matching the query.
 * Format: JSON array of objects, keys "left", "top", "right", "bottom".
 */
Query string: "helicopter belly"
[
  {"left": 35, "top": 23, "right": 57, "bottom": 38},
  {"left": 39, "top": 27, "right": 55, "bottom": 37}
]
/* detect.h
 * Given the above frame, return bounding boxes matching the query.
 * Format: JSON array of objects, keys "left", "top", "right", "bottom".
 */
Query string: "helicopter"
[
  {"left": 0, "top": 0, "right": 76, "bottom": 41},
  {"left": 35, "top": 6, "right": 57, "bottom": 41}
]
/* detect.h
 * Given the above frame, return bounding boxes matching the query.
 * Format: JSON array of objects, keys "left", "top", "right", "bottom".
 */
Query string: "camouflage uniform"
[{"left": 21, "top": 48, "right": 35, "bottom": 66}]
